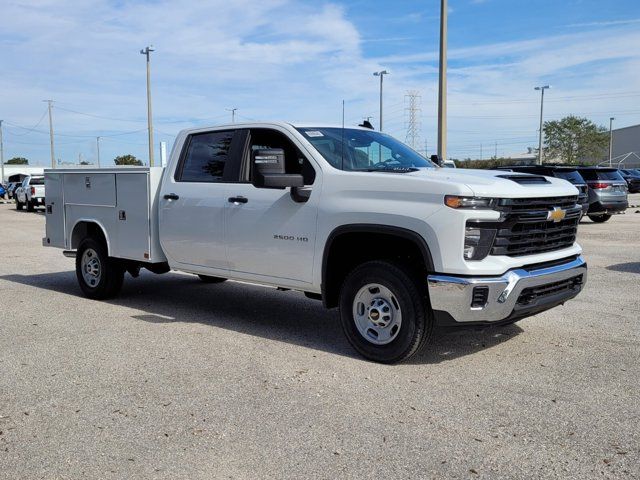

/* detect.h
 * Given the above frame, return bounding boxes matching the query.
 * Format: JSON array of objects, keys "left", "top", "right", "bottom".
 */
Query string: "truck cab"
[{"left": 44, "top": 122, "right": 587, "bottom": 363}]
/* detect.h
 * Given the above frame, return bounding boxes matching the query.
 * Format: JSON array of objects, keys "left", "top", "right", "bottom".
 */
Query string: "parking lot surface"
[{"left": 1, "top": 197, "right": 639, "bottom": 479}]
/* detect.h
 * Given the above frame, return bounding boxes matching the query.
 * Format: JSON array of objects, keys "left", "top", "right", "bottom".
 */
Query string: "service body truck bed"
[{"left": 44, "top": 167, "right": 166, "bottom": 263}]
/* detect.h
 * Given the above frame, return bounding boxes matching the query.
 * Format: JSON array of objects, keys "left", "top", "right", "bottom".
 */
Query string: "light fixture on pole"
[
  {"left": 140, "top": 45, "right": 155, "bottom": 167},
  {"left": 609, "top": 117, "right": 615, "bottom": 167},
  {"left": 534, "top": 85, "right": 550, "bottom": 165},
  {"left": 373, "top": 70, "right": 389, "bottom": 131}
]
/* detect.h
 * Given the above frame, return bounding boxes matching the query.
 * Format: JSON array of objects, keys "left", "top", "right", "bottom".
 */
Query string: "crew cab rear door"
[
  {"left": 159, "top": 129, "right": 245, "bottom": 271},
  {"left": 224, "top": 128, "right": 319, "bottom": 285}
]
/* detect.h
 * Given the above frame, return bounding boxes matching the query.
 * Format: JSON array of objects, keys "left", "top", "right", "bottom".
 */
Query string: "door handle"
[
  {"left": 228, "top": 196, "right": 248, "bottom": 204},
  {"left": 164, "top": 193, "right": 179, "bottom": 200}
]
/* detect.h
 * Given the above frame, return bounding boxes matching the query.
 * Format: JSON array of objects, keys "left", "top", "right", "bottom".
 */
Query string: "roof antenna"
[{"left": 341, "top": 99, "right": 345, "bottom": 171}]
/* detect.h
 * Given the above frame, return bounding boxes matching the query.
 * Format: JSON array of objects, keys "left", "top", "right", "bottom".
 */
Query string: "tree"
[
  {"left": 543, "top": 116, "right": 608, "bottom": 164},
  {"left": 5, "top": 157, "right": 29, "bottom": 165},
  {"left": 114, "top": 154, "right": 143, "bottom": 166}
]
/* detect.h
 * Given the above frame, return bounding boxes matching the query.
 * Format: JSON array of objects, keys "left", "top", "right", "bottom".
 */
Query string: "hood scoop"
[{"left": 497, "top": 174, "right": 550, "bottom": 185}]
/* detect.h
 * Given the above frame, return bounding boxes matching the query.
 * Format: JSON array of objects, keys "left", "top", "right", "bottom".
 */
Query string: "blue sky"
[{"left": 1, "top": 0, "right": 640, "bottom": 165}]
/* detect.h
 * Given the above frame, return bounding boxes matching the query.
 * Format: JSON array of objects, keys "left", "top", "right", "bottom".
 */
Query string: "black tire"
[
  {"left": 76, "top": 237, "right": 125, "bottom": 300},
  {"left": 16, "top": 199, "right": 23, "bottom": 210},
  {"left": 197, "top": 274, "right": 227, "bottom": 283},
  {"left": 339, "top": 260, "right": 432, "bottom": 364},
  {"left": 26, "top": 200, "right": 34, "bottom": 212},
  {"left": 588, "top": 214, "right": 611, "bottom": 223}
]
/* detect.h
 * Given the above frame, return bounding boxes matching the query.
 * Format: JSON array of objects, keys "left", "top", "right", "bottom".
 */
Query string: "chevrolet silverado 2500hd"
[{"left": 43, "top": 122, "right": 587, "bottom": 363}]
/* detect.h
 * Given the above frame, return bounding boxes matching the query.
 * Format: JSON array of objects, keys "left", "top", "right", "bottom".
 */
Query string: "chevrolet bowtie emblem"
[{"left": 547, "top": 207, "right": 567, "bottom": 222}]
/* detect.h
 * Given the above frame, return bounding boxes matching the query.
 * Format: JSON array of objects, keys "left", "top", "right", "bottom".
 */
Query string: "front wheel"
[
  {"left": 339, "top": 260, "right": 432, "bottom": 363},
  {"left": 76, "top": 237, "right": 125, "bottom": 299},
  {"left": 589, "top": 214, "right": 611, "bottom": 223}
]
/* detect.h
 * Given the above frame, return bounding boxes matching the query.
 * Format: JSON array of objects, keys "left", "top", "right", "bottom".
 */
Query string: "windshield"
[{"left": 296, "top": 127, "right": 436, "bottom": 172}]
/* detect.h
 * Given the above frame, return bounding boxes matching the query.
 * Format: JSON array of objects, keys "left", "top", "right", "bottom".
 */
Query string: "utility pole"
[
  {"left": 437, "top": 0, "right": 448, "bottom": 162},
  {"left": 480, "top": 143, "right": 483, "bottom": 161},
  {"left": 609, "top": 117, "right": 615, "bottom": 167},
  {"left": 534, "top": 85, "right": 550, "bottom": 165},
  {"left": 373, "top": 70, "right": 389, "bottom": 131},
  {"left": 140, "top": 45, "right": 155, "bottom": 166},
  {"left": 44, "top": 100, "right": 55, "bottom": 168},
  {"left": 227, "top": 108, "right": 238, "bottom": 123},
  {"left": 494, "top": 141, "right": 498, "bottom": 159},
  {"left": 96, "top": 136, "right": 101, "bottom": 168},
  {"left": 0, "top": 120, "right": 4, "bottom": 185}
]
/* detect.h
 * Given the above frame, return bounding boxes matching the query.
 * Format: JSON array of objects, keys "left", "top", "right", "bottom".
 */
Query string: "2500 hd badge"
[{"left": 274, "top": 234, "right": 309, "bottom": 242}]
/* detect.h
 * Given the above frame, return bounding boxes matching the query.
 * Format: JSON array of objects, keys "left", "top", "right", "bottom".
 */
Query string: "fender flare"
[{"left": 69, "top": 219, "right": 111, "bottom": 255}]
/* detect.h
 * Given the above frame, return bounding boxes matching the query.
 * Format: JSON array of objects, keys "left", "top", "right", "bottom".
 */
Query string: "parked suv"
[
  {"left": 619, "top": 169, "right": 640, "bottom": 193},
  {"left": 497, "top": 165, "right": 589, "bottom": 215},
  {"left": 575, "top": 167, "right": 628, "bottom": 222}
]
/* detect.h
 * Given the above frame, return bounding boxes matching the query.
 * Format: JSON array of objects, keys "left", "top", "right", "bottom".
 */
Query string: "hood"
[{"left": 408, "top": 168, "right": 579, "bottom": 198}]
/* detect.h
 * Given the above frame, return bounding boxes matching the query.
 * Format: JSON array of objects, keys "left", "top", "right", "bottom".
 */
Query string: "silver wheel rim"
[
  {"left": 81, "top": 248, "right": 102, "bottom": 288},
  {"left": 352, "top": 283, "right": 402, "bottom": 345}
]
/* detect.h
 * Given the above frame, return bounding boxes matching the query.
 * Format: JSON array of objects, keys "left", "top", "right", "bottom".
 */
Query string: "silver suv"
[{"left": 577, "top": 167, "right": 628, "bottom": 223}]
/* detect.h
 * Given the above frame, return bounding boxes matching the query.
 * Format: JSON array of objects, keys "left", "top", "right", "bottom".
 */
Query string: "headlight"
[
  {"left": 464, "top": 227, "right": 496, "bottom": 261},
  {"left": 444, "top": 195, "right": 497, "bottom": 209}
]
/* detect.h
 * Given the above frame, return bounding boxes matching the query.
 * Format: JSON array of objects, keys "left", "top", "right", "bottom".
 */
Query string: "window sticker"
[{"left": 305, "top": 131, "right": 324, "bottom": 138}]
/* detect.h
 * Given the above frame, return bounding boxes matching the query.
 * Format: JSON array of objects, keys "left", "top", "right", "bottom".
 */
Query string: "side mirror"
[
  {"left": 252, "top": 148, "right": 304, "bottom": 188},
  {"left": 430, "top": 154, "right": 443, "bottom": 167}
]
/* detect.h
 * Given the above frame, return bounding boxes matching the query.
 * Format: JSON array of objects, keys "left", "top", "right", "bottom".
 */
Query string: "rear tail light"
[
  {"left": 589, "top": 182, "right": 609, "bottom": 189},
  {"left": 30, "top": 186, "right": 36, "bottom": 195}
]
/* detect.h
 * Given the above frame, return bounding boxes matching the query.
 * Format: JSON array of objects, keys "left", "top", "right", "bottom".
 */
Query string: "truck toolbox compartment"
[{"left": 64, "top": 173, "right": 117, "bottom": 206}]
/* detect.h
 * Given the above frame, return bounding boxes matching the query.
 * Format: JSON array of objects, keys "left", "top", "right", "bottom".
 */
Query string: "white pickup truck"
[
  {"left": 44, "top": 122, "right": 587, "bottom": 363},
  {"left": 16, "top": 175, "right": 46, "bottom": 211}
]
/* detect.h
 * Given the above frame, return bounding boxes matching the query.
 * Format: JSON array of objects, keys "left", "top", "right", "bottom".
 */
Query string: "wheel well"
[
  {"left": 322, "top": 227, "right": 433, "bottom": 309},
  {"left": 71, "top": 222, "right": 108, "bottom": 252}
]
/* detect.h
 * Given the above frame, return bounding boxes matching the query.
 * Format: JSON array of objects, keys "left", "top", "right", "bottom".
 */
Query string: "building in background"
[{"left": 611, "top": 124, "right": 640, "bottom": 168}]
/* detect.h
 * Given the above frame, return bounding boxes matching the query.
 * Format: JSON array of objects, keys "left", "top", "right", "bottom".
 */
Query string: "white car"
[
  {"left": 44, "top": 122, "right": 587, "bottom": 363},
  {"left": 15, "top": 175, "right": 46, "bottom": 211}
]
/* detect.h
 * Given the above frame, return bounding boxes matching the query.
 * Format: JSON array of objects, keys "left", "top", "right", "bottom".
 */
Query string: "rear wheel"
[
  {"left": 16, "top": 199, "right": 23, "bottom": 210},
  {"left": 76, "top": 237, "right": 125, "bottom": 299},
  {"left": 339, "top": 260, "right": 432, "bottom": 364},
  {"left": 26, "top": 200, "right": 34, "bottom": 212},
  {"left": 588, "top": 214, "right": 611, "bottom": 223},
  {"left": 197, "top": 275, "right": 227, "bottom": 283}
]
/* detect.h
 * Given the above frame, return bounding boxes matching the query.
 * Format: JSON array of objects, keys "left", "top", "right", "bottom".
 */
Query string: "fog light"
[{"left": 464, "top": 227, "right": 496, "bottom": 261}]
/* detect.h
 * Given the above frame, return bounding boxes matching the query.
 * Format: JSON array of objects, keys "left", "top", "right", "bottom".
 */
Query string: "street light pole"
[
  {"left": 226, "top": 108, "right": 237, "bottom": 123},
  {"left": 373, "top": 70, "right": 389, "bottom": 131},
  {"left": 534, "top": 85, "right": 550, "bottom": 165},
  {"left": 44, "top": 99, "right": 56, "bottom": 168},
  {"left": 437, "top": 0, "right": 448, "bottom": 162},
  {"left": 0, "top": 120, "right": 5, "bottom": 186},
  {"left": 609, "top": 117, "right": 615, "bottom": 167},
  {"left": 140, "top": 46, "right": 155, "bottom": 167},
  {"left": 96, "top": 136, "right": 101, "bottom": 168}
]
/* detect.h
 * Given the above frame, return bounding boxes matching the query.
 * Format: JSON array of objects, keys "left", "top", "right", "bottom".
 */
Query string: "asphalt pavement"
[{"left": 0, "top": 197, "right": 639, "bottom": 479}]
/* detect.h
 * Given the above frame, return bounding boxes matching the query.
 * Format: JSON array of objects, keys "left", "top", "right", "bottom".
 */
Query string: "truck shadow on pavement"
[
  {"left": 1, "top": 270, "right": 523, "bottom": 364},
  {"left": 606, "top": 262, "right": 640, "bottom": 274}
]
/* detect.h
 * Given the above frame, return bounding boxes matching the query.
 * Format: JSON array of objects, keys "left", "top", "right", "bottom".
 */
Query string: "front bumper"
[{"left": 427, "top": 256, "right": 587, "bottom": 325}]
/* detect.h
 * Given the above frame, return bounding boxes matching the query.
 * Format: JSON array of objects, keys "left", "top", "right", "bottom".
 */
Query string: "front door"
[
  {"left": 159, "top": 128, "right": 243, "bottom": 271},
  {"left": 225, "top": 128, "right": 319, "bottom": 284}
]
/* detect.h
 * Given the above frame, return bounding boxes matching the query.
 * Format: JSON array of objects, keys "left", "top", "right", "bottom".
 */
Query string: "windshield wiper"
[{"left": 351, "top": 167, "right": 420, "bottom": 173}]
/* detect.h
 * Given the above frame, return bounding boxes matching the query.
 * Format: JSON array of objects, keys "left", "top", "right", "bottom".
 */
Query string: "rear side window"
[
  {"left": 553, "top": 170, "right": 584, "bottom": 184},
  {"left": 177, "top": 130, "right": 235, "bottom": 182}
]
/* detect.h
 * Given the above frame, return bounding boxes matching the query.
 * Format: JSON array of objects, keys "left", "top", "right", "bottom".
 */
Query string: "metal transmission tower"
[{"left": 404, "top": 90, "right": 422, "bottom": 150}]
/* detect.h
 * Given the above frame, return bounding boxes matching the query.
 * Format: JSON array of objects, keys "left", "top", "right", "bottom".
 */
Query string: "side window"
[
  {"left": 176, "top": 130, "right": 235, "bottom": 182},
  {"left": 248, "top": 129, "right": 316, "bottom": 185}
]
